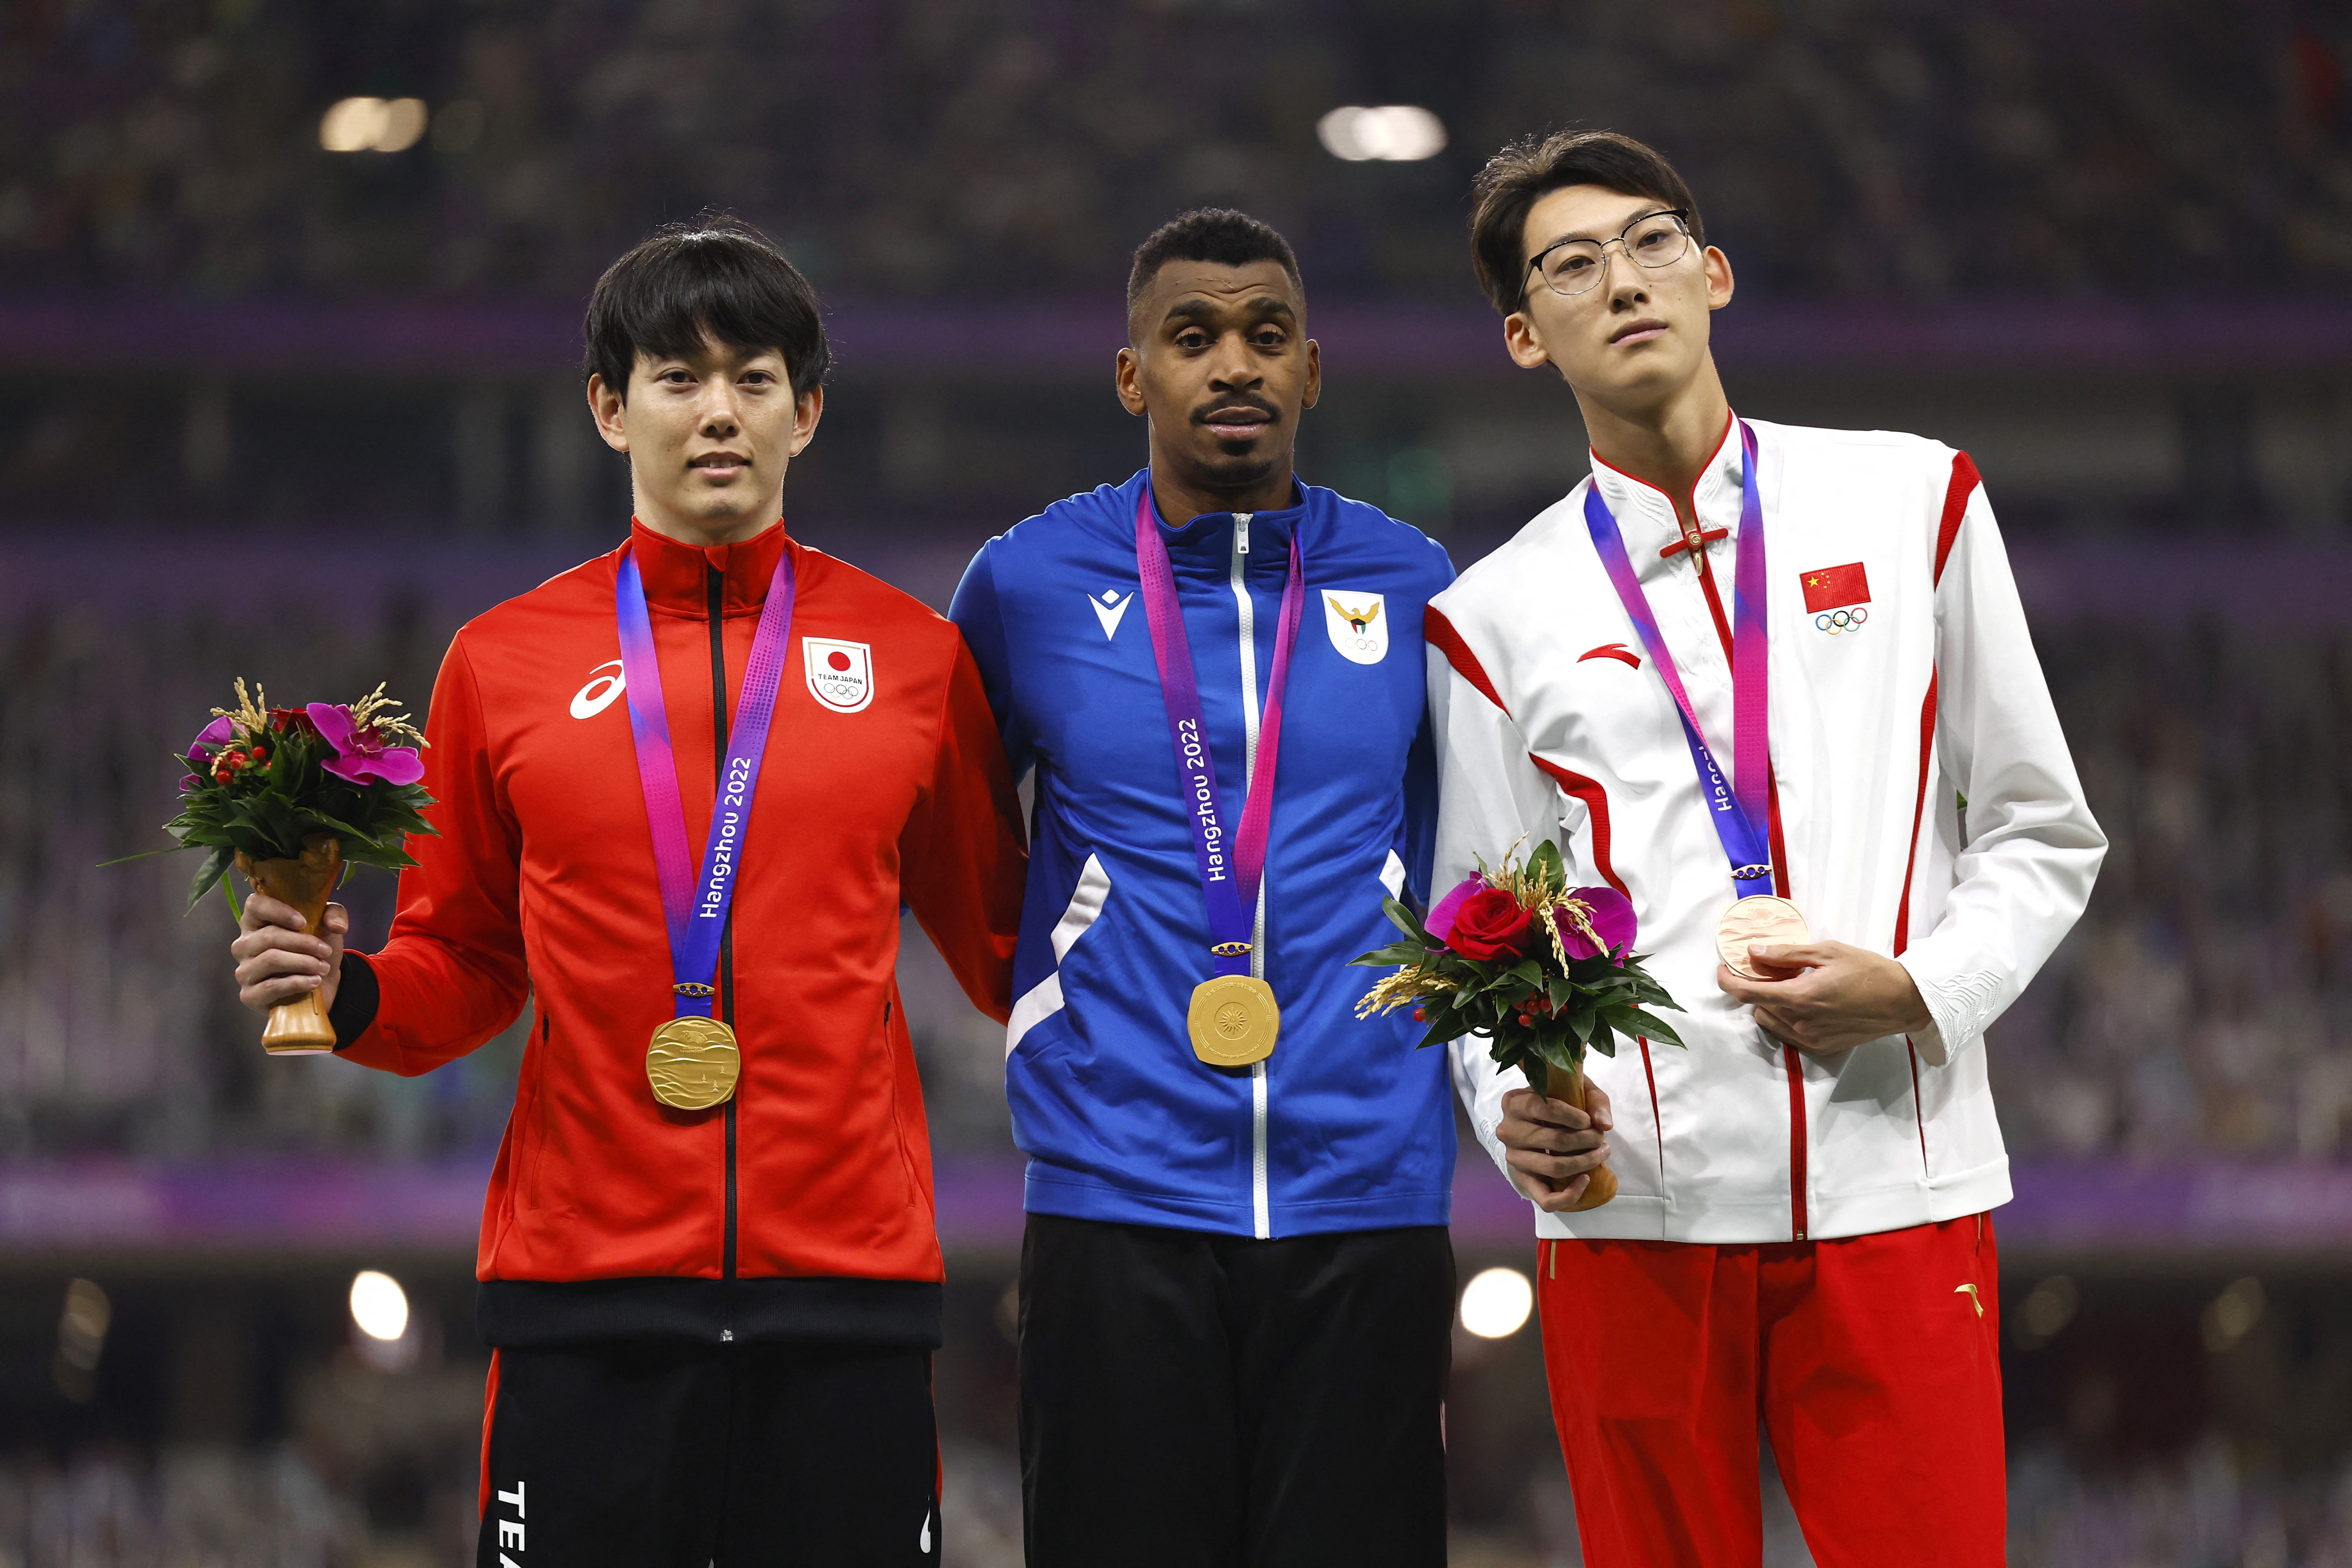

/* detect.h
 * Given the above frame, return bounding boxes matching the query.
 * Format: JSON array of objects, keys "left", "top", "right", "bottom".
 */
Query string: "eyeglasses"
[{"left": 1522, "top": 209, "right": 1693, "bottom": 301}]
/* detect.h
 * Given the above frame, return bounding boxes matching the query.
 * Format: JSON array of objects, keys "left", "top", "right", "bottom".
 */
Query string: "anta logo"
[
  {"left": 1089, "top": 589, "right": 1133, "bottom": 641},
  {"left": 570, "top": 659, "right": 626, "bottom": 719},
  {"left": 1579, "top": 643, "right": 1641, "bottom": 669},
  {"left": 804, "top": 638, "right": 874, "bottom": 713},
  {"left": 1322, "top": 591, "right": 1387, "bottom": 664}
]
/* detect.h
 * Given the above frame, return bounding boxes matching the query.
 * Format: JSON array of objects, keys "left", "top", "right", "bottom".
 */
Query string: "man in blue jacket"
[{"left": 951, "top": 209, "right": 1461, "bottom": 1565}]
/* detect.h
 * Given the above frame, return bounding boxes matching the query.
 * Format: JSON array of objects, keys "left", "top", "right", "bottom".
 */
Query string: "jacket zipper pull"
[{"left": 1234, "top": 514, "right": 1252, "bottom": 555}]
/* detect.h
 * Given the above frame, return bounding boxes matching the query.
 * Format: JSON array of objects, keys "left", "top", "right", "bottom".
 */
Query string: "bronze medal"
[
  {"left": 1187, "top": 975, "right": 1280, "bottom": 1068},
  {"left": 1715, "top": 896, "right": 1813, "bottom": 979},
  {"left": 646, "top": 1016, "right": 740, "bottom": 1110}
]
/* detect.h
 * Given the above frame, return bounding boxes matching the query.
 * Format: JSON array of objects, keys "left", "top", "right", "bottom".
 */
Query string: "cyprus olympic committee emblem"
[{"left": 1322, "top": 591, "right": 1388, "bottom": 664}]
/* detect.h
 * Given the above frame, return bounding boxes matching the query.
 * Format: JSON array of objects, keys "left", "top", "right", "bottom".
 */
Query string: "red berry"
[{"left": 1412, "top": 1007, "right": 1426, "bottom": 1022}]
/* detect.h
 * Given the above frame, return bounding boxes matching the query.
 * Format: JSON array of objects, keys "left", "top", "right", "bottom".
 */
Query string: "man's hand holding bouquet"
[
  {"left": 1356, "top": 840, "right": 1684, "bottom": 1212},
  {"left": 118, "top": 679, "right": 435, "bottom": 1054}
]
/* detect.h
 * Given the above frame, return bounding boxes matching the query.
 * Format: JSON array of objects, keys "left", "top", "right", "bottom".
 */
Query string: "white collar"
[{"left": 1586, "top": 412, "right": 1746, "bottom": 584}]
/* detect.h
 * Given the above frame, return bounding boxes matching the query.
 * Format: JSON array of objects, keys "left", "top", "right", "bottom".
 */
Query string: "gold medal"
[
  {"left": 1187, "top": 975, "right": 1280, "bottom": 1068},
  {"left": 646, "top": 1016, "right": 740, "bottom": 1110},
  {"left": 1715, "top": 896, "right": 1813, "bottom": 979}
]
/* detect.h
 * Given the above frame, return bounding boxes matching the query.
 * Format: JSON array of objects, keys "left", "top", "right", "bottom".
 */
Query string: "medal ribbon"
[
  {"left": 1134, "top": 489, "right": 1307, "bottom": 978},
  {"left": 614, "top": 540, "right": 797, "bottom": 1018},
  {"left": 1583, "top": 420, "right": 1777, "bottom": 898}
]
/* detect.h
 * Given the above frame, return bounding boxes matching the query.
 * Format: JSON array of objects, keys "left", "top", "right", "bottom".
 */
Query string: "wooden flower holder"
[
  {"left": 1544, "top": 1060, "right": 1618, "bottom": 1211},
  {"left": 236, "top": 834, "right": 342, "bottom": 1055}
]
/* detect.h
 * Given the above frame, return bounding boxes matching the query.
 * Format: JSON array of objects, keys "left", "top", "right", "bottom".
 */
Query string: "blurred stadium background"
[{"left": 8, "top": 0, "right": 2352, "bottom": 1563}]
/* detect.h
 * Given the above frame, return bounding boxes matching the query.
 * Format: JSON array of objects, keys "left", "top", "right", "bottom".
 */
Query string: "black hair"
[
  {"left": 1468, "top": 130, "right": 1705, "bottom": 316},
  {"left": 583, "top": 215, "right": 830, "bottom": 400},
  {"left": 1125, "top": 208, "right": 1304, "bottom": 327}
]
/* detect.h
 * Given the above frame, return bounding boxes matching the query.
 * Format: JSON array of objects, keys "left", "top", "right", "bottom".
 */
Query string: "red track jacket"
[{"left": 330, "top": 519, "right": 1024, "bottom": 1348}]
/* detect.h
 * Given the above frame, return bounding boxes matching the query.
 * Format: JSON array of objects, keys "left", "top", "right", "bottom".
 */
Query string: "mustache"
[{"left": 1190, "top": 394, "right": 1281, "bottom": 426}]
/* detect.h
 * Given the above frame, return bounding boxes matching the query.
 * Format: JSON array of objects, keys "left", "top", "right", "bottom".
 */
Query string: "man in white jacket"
[{"left": 1428, "top": 129, "right": 2105, "bottom": 1567}]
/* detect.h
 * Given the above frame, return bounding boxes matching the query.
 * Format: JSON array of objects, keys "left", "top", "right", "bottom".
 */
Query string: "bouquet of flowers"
[
  {"left": 1354, "top": 840, "right": 1683, "bottom": 1210},
  {"left": 134, "top": 679, "right": 435, "bottom": 1053}
]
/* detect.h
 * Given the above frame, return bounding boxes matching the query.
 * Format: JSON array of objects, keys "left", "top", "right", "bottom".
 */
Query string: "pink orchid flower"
[
  {"left": 1425, "top": 875, "right": 1485, "bottom": 947},
  {"left": 182, "top": 714, "right": 236, "bottom": 789},
  {"left": 1553, "top": 886, "right": 1637, "bottom": 959},
  {"left": 306, "top": 702, "right": 425, "bottom": 787}
]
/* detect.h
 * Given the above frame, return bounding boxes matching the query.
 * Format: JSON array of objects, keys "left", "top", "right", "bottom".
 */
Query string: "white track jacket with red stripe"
[{"left": 1427, "top": 414, "right": 2105, "bottom": 1245}]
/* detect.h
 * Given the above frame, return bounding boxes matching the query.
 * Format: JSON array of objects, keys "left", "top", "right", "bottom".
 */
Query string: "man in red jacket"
[{"left": 229, "top": 217, "right": 1024, "bottom": 1566}]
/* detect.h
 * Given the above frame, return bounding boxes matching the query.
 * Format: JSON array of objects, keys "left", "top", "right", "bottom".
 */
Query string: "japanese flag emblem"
[
  {"left": 803, "top": 638, "right": 874, "bottom": 713},
  {"left": 1322, "top": 590, "right": 1388, "bottom": 665}
]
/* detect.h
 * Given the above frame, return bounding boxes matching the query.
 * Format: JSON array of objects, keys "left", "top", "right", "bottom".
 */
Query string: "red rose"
[{"left": 1443, "top": 887, "right": 1537, "bottom": 961}]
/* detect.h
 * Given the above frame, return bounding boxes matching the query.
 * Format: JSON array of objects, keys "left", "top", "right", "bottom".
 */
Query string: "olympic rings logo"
[{"left": 1813, "top": 606, "right": 1868, "bottom": 635}]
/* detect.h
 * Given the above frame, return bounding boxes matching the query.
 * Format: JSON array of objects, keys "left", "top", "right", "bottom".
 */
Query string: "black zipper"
[{"left": 707, "top": 564, "right": 740, "bottom": 1287}]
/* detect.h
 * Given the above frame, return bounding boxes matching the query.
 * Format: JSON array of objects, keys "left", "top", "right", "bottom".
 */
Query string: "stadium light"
[
  {"left": 2201, "top": 1276, "right": 2265, "bottom": 1353},
  {"left": 349, "top": 1269, "right": 411, "bottom": 1342},
  {"left": 1459, "top": 1266, "right": 1534, "bottom": 1338},
  {"left": 52, "top": 1278, "right": 111, "bottom": 1402},
  {"left": 319, "top": 97, "right": 429, "bottom": 154},
  {"left": 1316, "top": 105, "right": 1447, "bottom": 163}
]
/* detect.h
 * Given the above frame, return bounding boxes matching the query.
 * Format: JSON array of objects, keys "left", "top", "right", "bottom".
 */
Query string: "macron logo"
[{"left": 1089, "top": 589, "right": 1133, "bottom": 641}]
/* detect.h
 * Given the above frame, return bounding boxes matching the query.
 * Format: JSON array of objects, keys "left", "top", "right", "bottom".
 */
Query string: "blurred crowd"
[
  {"left": 0, "top": 1433, "right": 2347, "bottom": 1568},
  {"left": 5, "top": 553, "right": 2352, "bottom": 1168},
  {"left": 1998, "top": 623, "right": 2352, "bottom": 1163},
  {"left": 4, "top": 0, "right": 2351, "bottom": 306}
]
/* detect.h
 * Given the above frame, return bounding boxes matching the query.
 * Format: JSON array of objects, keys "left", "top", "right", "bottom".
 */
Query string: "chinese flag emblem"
[{"left": 1800, "top": 562, "right": 1870, "bottom": 613}]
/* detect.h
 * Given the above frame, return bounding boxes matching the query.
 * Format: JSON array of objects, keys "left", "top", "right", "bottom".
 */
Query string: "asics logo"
[
  {"left": 570, "top": 660, "right": 626, "bottom": 719},
  {"left": 1089, "top": 589, "right": 1133, "bottom": 641}
]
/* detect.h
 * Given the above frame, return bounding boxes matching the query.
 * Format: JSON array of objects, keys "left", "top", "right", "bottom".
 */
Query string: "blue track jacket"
[{"left": 950, "top": 469, "right": 1457, "bottom": 1238}]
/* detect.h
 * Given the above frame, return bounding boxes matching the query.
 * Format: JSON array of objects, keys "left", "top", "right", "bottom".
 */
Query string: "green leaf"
[
  {"left": 1416, "top": 1008, "right": 1477, "bottom": 1049},
  {"left": 1381, "top": 896, "right": 1432, "bottom": 944},
  {"left": 183, "top": 844, "right": 235, "bottom": 913},
  {"left": 96, "top": 847, "right": 178, "bottom": 867}
]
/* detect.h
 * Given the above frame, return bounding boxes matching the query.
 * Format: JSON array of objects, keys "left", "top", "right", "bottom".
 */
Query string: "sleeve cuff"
[
  {"left": 329, "top": 951, "right": 381, "bottom": 1050},
  {"left": 1896, "top": 951, "right": 1980, "bottom": 1068},
  {"left": 1909, "top": 1013, "right": 1950, "bottom": 1068}
]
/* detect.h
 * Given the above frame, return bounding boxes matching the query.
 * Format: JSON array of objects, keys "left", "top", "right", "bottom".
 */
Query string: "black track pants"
[
  {"left": 476, "top": 1338, "right": 940, "bottom": 1567},
  {"left": 1017, "top": 1214, "right": 1455, "bottom": 1568}
]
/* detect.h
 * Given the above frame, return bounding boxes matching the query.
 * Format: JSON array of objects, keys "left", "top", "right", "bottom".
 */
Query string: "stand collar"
[
  {"left": 1587, "top": 411, "right": 1745, "bottom": 581},
  {"left": 627, "top": 517, "right": 791, "bottom": 617}
]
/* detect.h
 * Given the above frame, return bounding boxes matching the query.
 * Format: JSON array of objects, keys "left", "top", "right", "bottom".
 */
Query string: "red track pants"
[{"left": 1536, "top": 1215, "right": 2005, "bottom": 1568}]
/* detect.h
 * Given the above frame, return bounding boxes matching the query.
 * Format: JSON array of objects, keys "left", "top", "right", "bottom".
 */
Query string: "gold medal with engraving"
[
  {"left": 646, "top": 1016, "right": 740, "bottom": 1110},
  {"left": 1188, "top": 975, "right": 1280, "bottom": 1068}
]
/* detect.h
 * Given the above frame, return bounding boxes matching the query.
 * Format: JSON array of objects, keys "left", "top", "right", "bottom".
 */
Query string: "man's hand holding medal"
[{"left": 1716, "top": 938, "right": 1934, "bottom": 1056}]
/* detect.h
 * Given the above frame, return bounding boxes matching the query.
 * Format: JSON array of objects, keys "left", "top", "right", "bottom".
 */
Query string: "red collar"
[{"left": 626, "top": 517, "right": 792, "bottom": 617}]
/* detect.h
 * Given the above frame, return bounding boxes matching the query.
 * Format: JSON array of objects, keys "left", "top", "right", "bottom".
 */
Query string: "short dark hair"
[
  {"left": 1125, "top": 208, "right": 1303, "bottom": 330},
  {"left": 583, "top": 215, "right": 830, "bottom": 400},
  {"left": 1468, "top": 130, "right": 1705, "bottom": 316}
]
